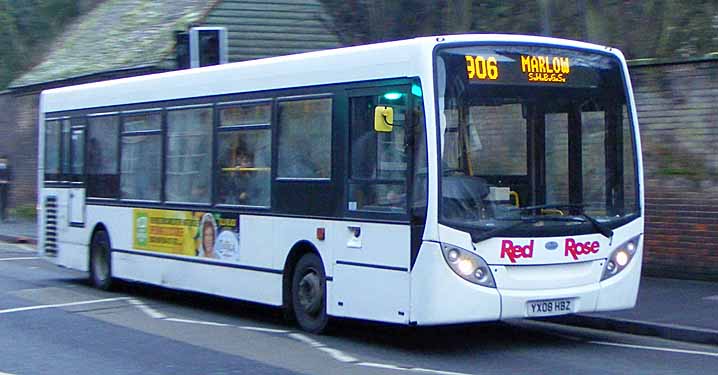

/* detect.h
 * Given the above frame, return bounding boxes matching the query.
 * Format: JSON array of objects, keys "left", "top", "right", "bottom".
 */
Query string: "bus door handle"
[
  {"left": 347, "top": 226, "right": 362, "bottom": 248},
  {"left": 348, "top": 226, "right": 361, "bottom": 238}
]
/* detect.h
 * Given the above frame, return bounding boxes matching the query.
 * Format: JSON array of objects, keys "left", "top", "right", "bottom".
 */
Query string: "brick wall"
[
  {"left": 0, "top": 92, "right": 39, "bottom": 213},
  {"left": 630, "top": 59, "right": 718, "bottom": 281}
]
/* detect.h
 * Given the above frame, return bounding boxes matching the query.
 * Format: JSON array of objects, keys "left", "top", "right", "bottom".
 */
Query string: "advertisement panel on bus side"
[{"left": 133, "top": 208, "right": 241, "bottom": 262}]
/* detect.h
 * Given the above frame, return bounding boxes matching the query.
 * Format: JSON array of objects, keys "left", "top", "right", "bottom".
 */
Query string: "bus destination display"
[{"left": 465, "top": 54, "right": 571, "bottom": 84}]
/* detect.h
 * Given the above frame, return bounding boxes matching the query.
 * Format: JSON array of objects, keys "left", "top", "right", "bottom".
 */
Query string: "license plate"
[{"left": 527, "top": 298, "right": 574, "bottom": 317}]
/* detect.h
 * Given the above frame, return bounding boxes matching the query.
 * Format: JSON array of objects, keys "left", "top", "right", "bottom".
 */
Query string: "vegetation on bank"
[{"left": 1, "top": 0, "right": 717, "bottom": 90}]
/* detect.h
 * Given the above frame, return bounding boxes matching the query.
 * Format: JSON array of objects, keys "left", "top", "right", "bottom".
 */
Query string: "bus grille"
[{"left": 44, "top": 196, "right": 58, "bottom": 256}]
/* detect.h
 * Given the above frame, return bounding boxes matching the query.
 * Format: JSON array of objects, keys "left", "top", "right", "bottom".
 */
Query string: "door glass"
[
  {"left": 61, "top": 120, "right": 71, "bottom": 179},
  {"left": 348, "top": 92, "right": 409, "bottom": 213},
  {"left": 70, "top": 128, "right": 85, "bottom": 178}
]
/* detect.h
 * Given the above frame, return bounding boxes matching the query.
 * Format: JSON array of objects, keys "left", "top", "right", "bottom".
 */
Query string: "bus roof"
[{"left": 41, "top": 34, "right": 622, "bottom": 114}]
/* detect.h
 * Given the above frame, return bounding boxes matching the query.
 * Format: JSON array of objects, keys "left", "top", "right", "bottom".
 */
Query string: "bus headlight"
[
  {"left": 441, "top": 244, "right": 496, "bottom": 288},
  {"left": 601, "top": 235, "right": 641, "bottom": 281}
]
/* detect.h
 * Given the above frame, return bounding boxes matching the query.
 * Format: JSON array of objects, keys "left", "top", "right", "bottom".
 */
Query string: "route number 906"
[{"left": 465, "top": 55, "right": 499, "bottom": 81}]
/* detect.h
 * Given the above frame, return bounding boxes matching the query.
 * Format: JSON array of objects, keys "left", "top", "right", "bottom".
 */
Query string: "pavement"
[
  {"left": 1, "top": 217, "right": 716, "bottom": 346},
  {"left": 548, "top": 277, "right": 718, "bottom": 345},
  {"left": 0, "top": 217, "right": 36, "bottom": 244}
]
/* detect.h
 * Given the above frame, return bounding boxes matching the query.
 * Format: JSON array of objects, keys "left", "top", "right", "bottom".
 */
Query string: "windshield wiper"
[
  {"left": 472, "top": 216, "right": 585, "bottom": 243},
  {"left": 509, "top": 203, "right": 614, "bottom": 239}
]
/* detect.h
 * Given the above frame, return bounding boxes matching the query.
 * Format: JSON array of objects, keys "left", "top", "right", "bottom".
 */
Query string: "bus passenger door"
[
  {"left": 330, "top": 87, "right": 413, "bottom": 324},
  {"left": 67, "top": 122, "right": 86, "bottom": 226}
]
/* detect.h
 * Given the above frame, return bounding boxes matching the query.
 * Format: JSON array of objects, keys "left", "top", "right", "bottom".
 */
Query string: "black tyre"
[
  {"left": 89, "top": 230, "right": 114, "bottom": 291},
  {"left": 291, "top": 253, "right": 328, "bottom": 333}
]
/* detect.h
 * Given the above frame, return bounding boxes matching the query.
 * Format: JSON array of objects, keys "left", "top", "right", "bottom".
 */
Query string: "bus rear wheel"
[
  {"left": 89, "top": 230, "right": 114, "bottom": 291},
  {"left": 291, "top": 253, "right": 328, "bottom": 333}
]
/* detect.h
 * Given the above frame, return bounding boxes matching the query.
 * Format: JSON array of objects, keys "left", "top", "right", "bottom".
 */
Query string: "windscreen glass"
[{"left": 436, "top": 45, "right": 638, "bottom": 238}]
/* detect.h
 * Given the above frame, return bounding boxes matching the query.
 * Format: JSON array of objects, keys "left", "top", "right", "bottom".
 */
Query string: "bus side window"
[
  {"left": 120, "top": 113, "right": 162, "bottom": 201},
  {"left": 87, "top": 115, "right": 120, "bottom": 198},
  {"left": 277, "top": 98, "right": 332, "bottom": 179},
  {"left": 217, "top": 102, "right": 272, "bottom": 207},
  {"left": 165, "top": 107, "right": 213, "bottom": 204}
]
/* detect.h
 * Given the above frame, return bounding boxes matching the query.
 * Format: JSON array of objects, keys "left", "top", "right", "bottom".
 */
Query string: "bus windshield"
[{"left": 436, "top": 44, "right": 639, "bottom": 239}]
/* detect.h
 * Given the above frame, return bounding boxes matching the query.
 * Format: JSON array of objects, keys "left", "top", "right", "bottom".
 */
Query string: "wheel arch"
[
  {"left": 282, "top": 240, "right": 325, "bottom": 313},
  {"left": 88, "top": 223, "right": 109, "bottom": 267}
]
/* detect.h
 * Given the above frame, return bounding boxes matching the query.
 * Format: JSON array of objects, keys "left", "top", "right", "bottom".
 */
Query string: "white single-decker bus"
[{"left": 38, "top": 34, "right": 644, "bottom": 333}]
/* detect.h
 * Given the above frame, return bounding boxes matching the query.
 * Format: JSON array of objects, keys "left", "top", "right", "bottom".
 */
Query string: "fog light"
[
  {"left": 447, "top": 249, "right": 460, "bottom": 263},
  {"left": 615, "top": 251, "right": 629, "bottom": 267},
  {"left": 457, "top": 259, "right": 475, "bottom": 276}
]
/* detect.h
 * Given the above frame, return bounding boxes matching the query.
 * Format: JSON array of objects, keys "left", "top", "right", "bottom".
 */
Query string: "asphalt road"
[{"left": 1, "top": 241, "right": 717, "bottom": 375}]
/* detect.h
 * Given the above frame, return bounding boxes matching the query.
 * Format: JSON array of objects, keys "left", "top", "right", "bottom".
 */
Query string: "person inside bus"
[
  {"left": 219, "top": 139, "right": 268, "bottom": 206},
  {"left": 234, "top": 144, "right": 254, "bottom": 204}
]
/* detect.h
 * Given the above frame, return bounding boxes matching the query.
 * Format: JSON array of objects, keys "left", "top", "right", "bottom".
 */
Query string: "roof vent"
[{"left": 176, "top": 27, "right": 228, "bottom": 69}]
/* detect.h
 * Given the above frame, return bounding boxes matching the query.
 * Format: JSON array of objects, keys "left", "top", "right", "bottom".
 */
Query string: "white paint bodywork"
[{"left": 38, "top": 34, "right": 644, "bottom": 326}]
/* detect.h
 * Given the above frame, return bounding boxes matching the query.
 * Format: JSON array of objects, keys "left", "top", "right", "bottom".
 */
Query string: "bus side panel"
[
  {"left": 87, "top": 205, "right": 282, "bottom": 306},
  {"left": 410, "top": 241, "right": 501, "bottom": 325},
  {"left": 239, "top": 215, "right": 275, "bottom": 270},
  {"left": 42, "top": 188, "right": 91, "bottom": 271},
  {"left": 596, "top": 242, "right": 643, "bottom": 311},
  {"left": 328, "top": 222, "right": 411, "bottom": 324},
  {"left": 270, "top": 217, "right": 334, "bottom": 276},
  {"left": 112, "top": 252, "right": 283, "bottom": 306},
  {"left": 330, "top": 264, "right": 410, "bottom": 323}
]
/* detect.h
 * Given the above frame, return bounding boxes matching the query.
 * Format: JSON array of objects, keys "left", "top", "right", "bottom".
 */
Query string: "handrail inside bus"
[{"left": 221, "top": 167, "right": 271, "bottom": 172}]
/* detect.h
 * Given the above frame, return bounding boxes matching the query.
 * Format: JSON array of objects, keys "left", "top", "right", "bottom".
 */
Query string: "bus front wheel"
[
  {"left": 90, "top": 230, "right": 114, "bottom": 291},
  {"left": 291, "top": 253, "right": 328, "bottom": 333}
]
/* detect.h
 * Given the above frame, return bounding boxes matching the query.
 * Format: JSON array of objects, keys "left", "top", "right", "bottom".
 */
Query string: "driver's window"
[
  {"left": 442, "top": 109, "right": 460, "bottom": 171},
  {"left": 348, "top": 92, "right": 408, "bottom": 213}
]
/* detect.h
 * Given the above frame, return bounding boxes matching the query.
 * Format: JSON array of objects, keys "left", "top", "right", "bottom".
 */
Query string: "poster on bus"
[{"left": 133, "top": 209, "right": 241, "bottom": 262}]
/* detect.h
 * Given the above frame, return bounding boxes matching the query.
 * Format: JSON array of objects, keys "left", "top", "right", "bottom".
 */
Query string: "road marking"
[
  {"left": 590, "top": 341, "right": 718, "bottom": 357},
  {"left": 165, "top": 318, "right": 231, "bottom": 327},
  {"left": 703, "top": 295, "right": 718, "bottom": 301},
  {"left": 0, "top": 297, "right": 131, "bottom": 315},
  {"left": 127, "top": 298, "right": 167, "bottom": 319},
  {"left": 288, "top": 333, "right": 358, "bottom": 362},
  {"left": 288, "top": 333, "right": 325, "bottom": 348},
  {"left": 15, "top": 244, "right": 36, "bottom": 252},
  {"left": 0, "top": 256, "right": 40, "bottom": 261},
  {"left": 0, "top": 242, "right": 36, "bottom": 252},
  {"left": 238, "top": 326, "right": 290, "bottom": 334},
  {"left": 127, "top": 309, "right": 472, "bottom": 373},
  {"left": 0, "top": 294, "right": 476, "bottom": 375},
  {"left": 165, "top": 317, "right": 290, "bottom": 333},
  {"left": 358, "top": 362, "right": 475, "bottom": 375},
  {"left": 317, "top": 347, "right": 359, "bottom": 363}
]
